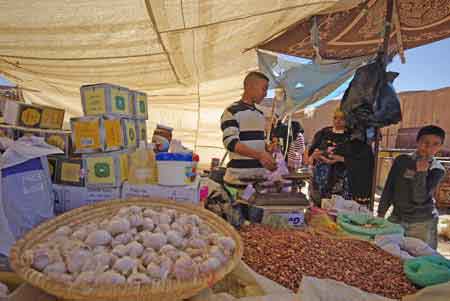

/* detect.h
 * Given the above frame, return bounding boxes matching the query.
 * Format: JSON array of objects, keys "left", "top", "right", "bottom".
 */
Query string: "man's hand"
[
  {"left": 416, "top": 159, "right": 430, "bottom": 172},
  {"left": 258, "top": 151, "right": 277, "bottom": 171},
  {"left": 329, "top": 154, "right": 345, "bottom": 163}
]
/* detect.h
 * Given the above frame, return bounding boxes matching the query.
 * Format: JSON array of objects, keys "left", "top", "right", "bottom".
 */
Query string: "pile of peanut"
[{"left": 240, "top": 225, "right": 417, "bottom": 299}]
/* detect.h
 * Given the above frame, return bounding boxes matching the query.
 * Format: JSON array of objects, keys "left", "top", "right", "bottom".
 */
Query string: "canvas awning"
[{"left": 0, "top": 1, "right": 363, "bottom": 163}]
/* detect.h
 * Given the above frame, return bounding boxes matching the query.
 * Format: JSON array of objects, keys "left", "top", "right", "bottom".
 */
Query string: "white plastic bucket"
[{"left": 156, "top": 160, "right": 193, "bottom": 186}]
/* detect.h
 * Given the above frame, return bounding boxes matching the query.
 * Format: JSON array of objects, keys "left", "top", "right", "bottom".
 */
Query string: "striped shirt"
[
  {"left": 287, "top": 133, "right": 305, "bottom": 169},
  {"left": 221, "top": 100, "right": 266, "bottom": 186}
]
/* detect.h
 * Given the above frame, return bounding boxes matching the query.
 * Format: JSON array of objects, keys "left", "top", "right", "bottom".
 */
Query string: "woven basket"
[{"left": 10, "top": 198, "right": 243, "bottom": 301}]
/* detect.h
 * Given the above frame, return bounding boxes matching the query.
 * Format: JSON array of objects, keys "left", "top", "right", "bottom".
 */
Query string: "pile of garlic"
[
  {"left": 0, "top": 281, "right": 9, "bottom": 297},
  {"left": 23, "top": 206, "right": 236, "bottom": 286}
]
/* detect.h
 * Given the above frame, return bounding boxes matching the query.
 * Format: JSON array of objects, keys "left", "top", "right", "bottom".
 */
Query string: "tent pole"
[{"left": 370, "top": 0, "right": 394, "bottom": 212}]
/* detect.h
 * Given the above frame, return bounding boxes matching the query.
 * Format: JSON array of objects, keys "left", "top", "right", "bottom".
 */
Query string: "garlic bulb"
[
  {"left": 117, "top": 207, "right": 131, "bottom": 217},
  {"left": 199, "top": 257, "right": 221, "bottom": 274},
  {"left": 93, "top": 246, "right": 108, "bottom": 254},
  {"left": 112, "top": 244, "right": 128, "bottom": 257},
  {"left": 107, "top": 218, "right": 131, "bottom": 235},
  {"left": 75, "top": 271, "right": 96, "bottom": 284},
  {"left": 141, "top": 249, "right": 157, "bottom": 266},
  {"left": 55, "top": 226, "right": 72, "bottom": 237},
  {"left": 85, "top": 230, "right": 112, "bottom": 247},
  {"left": 128, "top": 213, "right": 144, "bottom": 228},
  {"left": 66, "top": 249, "right": 92, "bottom": 274},
  {"left": 146, "top": 263, "right": 162, "bottom": 279},
  {"left": 174, "top": 256, "right": 198, "bottom": 280},
  {"left": 159, "top": 256, "right": 173, "bottom": 280},
  {"left": 159, "top": 214, "right": 171, "bottom": 225},
  {"left": 43, "top": 261, "right": 67, "bottom": 274},
  {"left": 89, "top": 252, "right": 115, "bottom": 270},
  {"left": 218, "top": 237, "right": 236, "bottom": 252},
  {"left": 0, "top": 281, "right": 9, "bottom": 297},
  {"left": 129, "top": 206, "right": 142, "bottom": 214},
  {"left": 142, "top": 233, "right": 167, "bottom": 251},
  {"left": 210, "top": 246, "right": 228, "bottom": 264},
  {"left": 28, "top": 247, "right": 61, "bottom": 271},
  {"left": 188, "top": 238, "right": 208, "bottom": 249},
  {"left": 71, "top": 228, "right": 89, "bottom": 241},
  {"left": 167, "top": 230, "right": 183, "bottom": 248},
  {"left": 111, "top": 232, "right": 133, "bottom": 247},
  {"left": 126, "top": 241, "right": 144, "bottom": 258},
  {"left": 143, "top": 208, "right": 157, "bottom": 218},
  {"left": 113, "top": 256, "right": 137, "bottom": 275},
  {"left": 46, "top": 272, "right": 74, "bottom": 283},
  {"left": 142, "top": 218, "right": 155, "bottom": 231},
  {"left": 127, "top": 270, "right": 151, "bottom": 284},
  {"left": 157, "top": 224, "right": 171, "bottom": 234},
  {"left": 97, "top": 270, "right": 126, "bottom": 284}
]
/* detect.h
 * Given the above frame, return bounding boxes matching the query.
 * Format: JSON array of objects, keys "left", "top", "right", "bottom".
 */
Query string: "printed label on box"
[
  {"left": 120, "top": 152, "right": 129, "bottom": 182},
  {"left": 125, "top": 120, "right": 137, "bottom": 147},
  {"left": 73, "top": 120, "right": 101, "bottom": 151},
  {"left": 40, "top": 107, "right": 64, "bottom": 129},
  {"left": 84, "top": 88, "right": 106, "bottom": 115},
  {"left": 46, "top": 134, "right": 67, "bottom": 152},
  {"left": 86, "top": 156, "right": 115, "bottom": 185},
  {"left": 111, "top": 88, "right": 129, "bottom": 114},
  {"left": 20, "top": 107, "right": 41, "bottom": 127},
  {"left": 60, "top": 162, "right": 82, "bottom": 183},
  {"left": 104, "top": 119, "right": 123, "bottom": 149},
  {"left": 137, "top": 94, "right": 148, "bottom": 117}
]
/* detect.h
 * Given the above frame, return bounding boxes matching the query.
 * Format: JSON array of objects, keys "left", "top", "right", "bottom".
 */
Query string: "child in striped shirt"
[{"left": 287, "top": 121, "right": 305, "bottom": 172}]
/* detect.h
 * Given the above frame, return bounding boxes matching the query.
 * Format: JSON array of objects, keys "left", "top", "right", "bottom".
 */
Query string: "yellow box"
[
  {"left": 83, "top": 151, "right": 127, "bottom": 187},
  {"left": 131, "top": 90, "right": 149, "bottom": 120},
  {"left": 37, "top": 105, "right": 65, "bottom": 129},
  {"left": 44, "top": 130, "right": 71, "bottom": 155},
  {"left": 70, "top": 116, "right": 103, "bottom": 153},
  {"left": 81, "top": 83, "right": 132, "bottom": 117}
]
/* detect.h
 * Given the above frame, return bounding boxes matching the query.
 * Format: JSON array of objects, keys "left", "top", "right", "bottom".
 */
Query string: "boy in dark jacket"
[{"left": 377, "top": 125, "right": 446, "bottom": 249}]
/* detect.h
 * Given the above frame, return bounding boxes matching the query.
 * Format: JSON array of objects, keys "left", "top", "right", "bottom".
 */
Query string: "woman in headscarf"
[{"left": 308, "top": 109, "right": 351, "bottom": 202}]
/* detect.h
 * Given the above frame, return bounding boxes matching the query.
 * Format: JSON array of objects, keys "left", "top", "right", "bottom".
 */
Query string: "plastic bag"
[
  {"left": 402, "top": 237, "right": 439, "bottom": 257},
  {"left": 337, "top": 213, "right": 404, "bottom": 239},
  {"left": 404, "top": 255, "right": 450, "bottom": 287}
]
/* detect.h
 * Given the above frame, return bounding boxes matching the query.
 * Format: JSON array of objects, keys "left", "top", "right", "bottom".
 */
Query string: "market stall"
[{"left": 1, "top": 0, "right": 450, "bottom": 300}]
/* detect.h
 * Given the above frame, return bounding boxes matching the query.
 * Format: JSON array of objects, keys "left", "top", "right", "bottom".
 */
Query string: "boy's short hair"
[
  {"left": 244, "top": 71, "right": 269, "bottom": 88},
  {"left": 416, "top": 125, "right": 446, "bottom": 143}
]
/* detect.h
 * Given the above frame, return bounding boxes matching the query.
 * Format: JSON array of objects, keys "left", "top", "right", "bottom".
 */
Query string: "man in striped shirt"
[{"left": 221, "top": 71, "right": 276, "bottom": 187}]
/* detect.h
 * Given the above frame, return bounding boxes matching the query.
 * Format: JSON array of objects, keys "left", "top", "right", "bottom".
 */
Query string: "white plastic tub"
[{"left": 156, "top": 160, "right": 194, "bottom": 186}]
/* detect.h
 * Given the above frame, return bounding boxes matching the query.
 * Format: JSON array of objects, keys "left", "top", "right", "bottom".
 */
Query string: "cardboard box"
[
  {"left": 131, "top": 90, "right": 149, "bottom": 120},
  {"left": 70, "top": 116, "right": 103, "bottom": 153},
  {"left": 122, "top": 118, "right": 137, "bottom": 148},
  {"left": 35, "top": 104, "right": 65, "bottom": 129},
  {"left": 83, "top": 151, "right": 128, "bottom": 188},
  {"left": 121, "top": 177, "right": 200, "bottom": 204},
  {"left": 53, "top": 185, "right": 120, "bottom": 214},
  {"left": 56, "top": 157, "right": 85, "bottom": 186},
  {"left": 80, "top": 83, "right": 132, "bottom": 117},
  {"left": 2, "top": 100, "right": 42, "bottom": 128},
  {"left": 136, "top": 119, "right": 148, "bottom": 147}
]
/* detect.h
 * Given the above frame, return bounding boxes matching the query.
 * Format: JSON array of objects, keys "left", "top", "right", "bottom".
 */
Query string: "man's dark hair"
[
  {"left": 244, "top": 71, "right": 269, "bottom": 88},
  {"left": 416, "top": 125, "right": 446, "bottom": 143}
]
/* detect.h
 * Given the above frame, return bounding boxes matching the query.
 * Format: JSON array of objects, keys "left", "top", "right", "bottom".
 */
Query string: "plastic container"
[{"left": 156, "top": 152, "right": 194, "bottom": 186}]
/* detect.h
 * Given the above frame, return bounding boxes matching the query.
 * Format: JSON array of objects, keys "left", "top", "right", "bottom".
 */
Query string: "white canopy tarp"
[{"left": 0, "top": 0, "right": 362, "bottom": 164}]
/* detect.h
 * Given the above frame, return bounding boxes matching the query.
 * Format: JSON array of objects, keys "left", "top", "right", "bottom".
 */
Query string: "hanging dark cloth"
[{"left": 342, "top": 140, "right": 375, "bottom": 200}]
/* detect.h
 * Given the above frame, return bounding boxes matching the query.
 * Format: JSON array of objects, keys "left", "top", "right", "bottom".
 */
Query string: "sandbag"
[
  {"left": 298, "top": 276, "right": 395, "bottom": 301},
  {"left": 404, "top": 255, "right": 450, "bottom": 287},
  {"left": 374, "top": 234, "right": 438, "bottom": 261},
  {"left": 337, "top": 213, "right": 404, "bottom": 239},
  {"left": 402, "top": 281, "right": 450, "bottom": 301}
]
